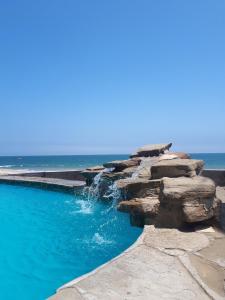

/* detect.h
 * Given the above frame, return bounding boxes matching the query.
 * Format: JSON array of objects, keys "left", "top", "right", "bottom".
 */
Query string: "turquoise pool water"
[{"left": 0, "top": 184, "right": 142, "bottom": 300}]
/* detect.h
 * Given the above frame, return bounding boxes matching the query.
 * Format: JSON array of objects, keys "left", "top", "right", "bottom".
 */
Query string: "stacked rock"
[{"left": 82, "top": 143, "right": 220, "bottom": 229}]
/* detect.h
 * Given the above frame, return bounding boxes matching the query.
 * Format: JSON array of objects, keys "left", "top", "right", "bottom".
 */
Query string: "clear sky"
[{"left": 0, "top": 0, "right": 225, "bottom": 155}]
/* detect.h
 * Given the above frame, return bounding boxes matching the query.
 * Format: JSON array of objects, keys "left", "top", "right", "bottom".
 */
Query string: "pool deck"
[{"left": 49, "top": 225, "right": 225, "bottom": 300}]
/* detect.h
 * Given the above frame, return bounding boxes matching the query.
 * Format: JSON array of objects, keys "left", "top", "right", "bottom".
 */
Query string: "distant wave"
[
  {"left": 0, "top": 164, "right": 24, "bottom": 168},
  {"left": 0, "top": 165, "right": 15, "bottom": 168}
]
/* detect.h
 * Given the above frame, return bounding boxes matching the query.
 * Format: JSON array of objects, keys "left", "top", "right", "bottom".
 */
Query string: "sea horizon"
[{"left": 0, "top": 153, "right": 225, "bottom": 171}]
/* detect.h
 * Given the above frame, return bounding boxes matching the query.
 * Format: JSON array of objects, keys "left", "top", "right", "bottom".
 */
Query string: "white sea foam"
[{"left": 0, "top": 165, "right": 14, "bottom": 168}]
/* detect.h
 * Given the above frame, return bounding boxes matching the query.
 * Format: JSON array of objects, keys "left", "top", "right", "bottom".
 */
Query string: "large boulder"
[
  {"left": 103, "top": 158, "right": 140, "bottom": 171},
  {"left": 157, "top": 176, "right": 217, "bottom": 228},
  {"left": 116, "top": 178, "right": 161, "bottom": 200},
  {"left": 132, "top": 157, "right": 159, "bottom": 179},
  {"left": 130, "top": 143, "right": 172, "bottom": 158},
  {"left": 151, "top": 159, "right": 204, "bottom": 179},
  {"left": 171, "top": 152, "right": 191, "bottom": 159},
  {"left": 118, "top": 196, "right": 160, "bottom": 227},
  {"left": 101, "top": 171, "right": 128, "bottom": 181},
  {"left": 86, "top": 165, "right": 104, "bottom": 171},
  {"left": 159, "top": 152, "right": 190, "bottom": 161}
]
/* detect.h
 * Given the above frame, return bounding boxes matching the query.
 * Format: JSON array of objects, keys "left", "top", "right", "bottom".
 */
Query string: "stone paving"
[{"left": 49, "top": 226, "right": 225, "bottom": 300}]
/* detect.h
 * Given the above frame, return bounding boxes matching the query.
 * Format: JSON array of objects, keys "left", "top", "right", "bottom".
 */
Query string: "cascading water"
[
  {"left": 78, "top": 168, "right": 120, "bottom": 214},
  {"left": 76, "top": 168, "right": 124, "bottom": 247},
  {"left": 131, "top": 157, "right": 159, "bottom": 179}
]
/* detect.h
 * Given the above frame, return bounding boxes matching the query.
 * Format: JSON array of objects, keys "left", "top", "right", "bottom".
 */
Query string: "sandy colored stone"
[
  {"left": 151, "top": 159, "right": 204, "bottom": 179},
  {"left": 157, "top": 176, "right": 216, "bottom": 227},
  {"left": 50, "top": 226, "right": 220, "bottom": 300},
  {"left": 48, "top": 288, "right": 83, "bottom": 300},
  {"left": 103, "top": 159, "right": 140, "bottom": 171},
  {"left": 143, "top": 226, "right": 210, "bottom": 252},
  {"left": 132, "top": 157, "right": 159, "bottom": 179},
  {"left": 86, "top": 165, "right": 104, "bottom": 171},
  {"left": 198, "top": 238, "right": 225, "bottom": 268},
  {"left": 189, "top": 254, "right": 225, "bottom": 297},
  {"left": 118, "top": 197, "right": 160, "bottom": 226},
  {"left": 130, "top": 143, "right": 172, "bottom": 158},
  {"left": 116, "top": 178, "right": 161, "bottom": 199}
]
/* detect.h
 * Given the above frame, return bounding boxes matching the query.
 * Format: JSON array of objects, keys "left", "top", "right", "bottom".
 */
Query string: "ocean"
[{"left": 0, "top": 153, "right": 224, "bottom": 172}]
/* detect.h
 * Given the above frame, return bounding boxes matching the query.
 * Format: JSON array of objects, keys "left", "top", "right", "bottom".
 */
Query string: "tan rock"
[
  {"left": 118, "top": 197, "right": 160, "bottom": 227},
  {"left": 116, "top": 178, "right": 161, "bottom": 200},
  {"left": 157, "top": 176, "right": 217, "bottom": 227},
  {"left": 130, "top": 143, "right": 172, "bottom": 158},
  {"left": 103, "top": 159, "right": 140, "bottom": 171},
  {"left": 151, "top": 159, "right": 204, "bottom": 179},
  {"left": 86, "top": 165, "right": 104, "bottom": 171},
  {"left": 159, "top": 152, "right": 190, "bottom": 161},
  {"left": 172, "top": 152, "right": 191, "bottom": 159}
]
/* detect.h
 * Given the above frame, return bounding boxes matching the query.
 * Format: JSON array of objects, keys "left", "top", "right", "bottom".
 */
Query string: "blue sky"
[{"left": 0, "top": 0, "right": 224, "bottom": 155}]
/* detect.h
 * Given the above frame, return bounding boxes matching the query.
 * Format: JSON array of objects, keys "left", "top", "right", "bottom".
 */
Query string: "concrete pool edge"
[{"left": 0, "top": 175, "right": 86, "bottom": 194}]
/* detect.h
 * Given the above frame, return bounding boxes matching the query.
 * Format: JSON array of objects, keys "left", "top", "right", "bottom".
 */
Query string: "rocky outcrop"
[
  {"left": 171, "top": 152, "right": 191, "bottom": 159},
  {"left": 81, "top": 142, "right": 223, "bottom": 231},
  {"left": 159, "top": 152, "right": 190, "bottom": 161},
  {"left": 103, "top": 158, "right": 140, "bottom": 171},
  {"left": 86, "top": 166, "right": 104, "bottom": 172},
  {"left": 151, "top": 159, "right": 204, "bottom": 179},
  {"left": 132, "top": 157, "right": 159, "bottom": 179},
  {"left": 116, "top": 178, "right": 161, "bottom": 200},
  {"left": 118, "top": 196, "right": 160, "bottom": 227},
  {"left": 130, "top": 143, "right": 172, "bottom": 158},
  {"left": 156, "top": 176, "right": 217, "bottom": 228}
]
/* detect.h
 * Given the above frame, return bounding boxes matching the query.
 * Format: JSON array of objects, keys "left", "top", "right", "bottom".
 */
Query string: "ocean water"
[
  {"left": 0, "top": 155, "right": 128, "bottom": 171},
  {"left": 0, "top": 153, "right": 224, "bottom": 172},
  {"left": 190, "top": 153, "right": 225, "bottom": 169},
  {"left": 0, "top": 184, "right": 141, "bottom": 300}
]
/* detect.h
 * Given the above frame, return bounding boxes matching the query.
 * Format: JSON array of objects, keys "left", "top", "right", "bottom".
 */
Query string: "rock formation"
[
  {"left": 151, "top": 159, "right": 204, "bottom": 179},
  {"left": 82, "top": 142, "right": 222, "bottom": 230},
  {"left": 130, "top": 143, "right": 172, "bottom": 158}
]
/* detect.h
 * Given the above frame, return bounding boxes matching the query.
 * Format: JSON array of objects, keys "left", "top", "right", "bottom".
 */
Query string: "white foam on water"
[
  {"left": 74, "top": 199, "right": 93, "bottom": 214},
  {"left": 92, "top": 233, "right": 113, "bottom": 245}
]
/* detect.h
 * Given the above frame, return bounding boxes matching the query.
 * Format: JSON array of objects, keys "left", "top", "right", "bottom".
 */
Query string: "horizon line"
[{"left": 0, "top": 152, "right": 225, "bottom": 157}]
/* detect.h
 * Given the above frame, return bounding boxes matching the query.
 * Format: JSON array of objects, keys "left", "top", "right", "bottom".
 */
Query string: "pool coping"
[{"left": 0, "top": 175, "right": 86, "bottom": 194}]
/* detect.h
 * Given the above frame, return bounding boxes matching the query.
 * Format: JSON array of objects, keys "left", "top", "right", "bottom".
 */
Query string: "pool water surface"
[{"left": 0, "top": 184, "right": 142, "bottom": 300}]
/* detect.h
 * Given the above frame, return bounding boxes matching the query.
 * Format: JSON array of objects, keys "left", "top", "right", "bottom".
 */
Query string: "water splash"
[
  {"left": 77, "top": 168, "right": 118, "bottom": 214},
  {"left": 87, "top": 169, "right": 109, "bottom": 198},
  {"left": 131, "top": 157, "right": 158, "bottom": 179},
  {"left": 92, "top": 233, "right": 113, "bottom": 245},
  {"left": 73, "top": 199, "right": 93, "bottom": 214}
]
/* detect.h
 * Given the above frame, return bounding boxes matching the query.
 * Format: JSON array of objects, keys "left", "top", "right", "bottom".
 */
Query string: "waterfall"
[
  {"left": 131, "top": 157, "right": 159, "bottom": 179},
  {"left": 79, "top": 167, "right": 120, "bottom": 213}
]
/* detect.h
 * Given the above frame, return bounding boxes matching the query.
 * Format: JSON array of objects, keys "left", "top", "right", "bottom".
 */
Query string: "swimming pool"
[{"left": 0, "top": 184, "right": 142, "bottom": 300}]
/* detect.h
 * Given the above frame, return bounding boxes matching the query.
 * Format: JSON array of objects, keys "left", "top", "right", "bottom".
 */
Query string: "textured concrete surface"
[
  {"left": 49, "top": 226, "right": 225, "bottom": 300},
  {"left": 0, "top": 175, "right": 86, "bottom": 193}
]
